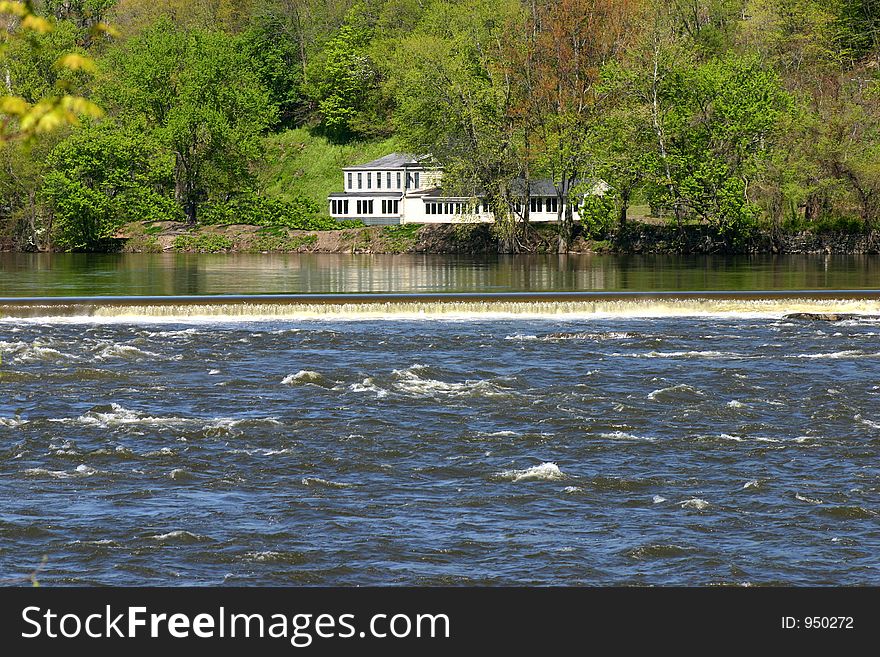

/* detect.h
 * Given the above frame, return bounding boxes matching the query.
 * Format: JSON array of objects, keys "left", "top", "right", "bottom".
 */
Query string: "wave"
[
  {"left": 301, "top": 477, "right": 353, "bottom": 489},
  {"left": 282, "top": 370, "right": 325, "bottom": 385},
  {"left": 23, "top": 464, "right": 99, "bottom": 479},
  {"left": 57, "top": 403, "right": 189, "bottom": 428},
  {"left": 0, "top": 339, "right": 77, "bottom": 363},
  {"left": 391, "top": 364, "right": 511, "bottom": 399},
  {"left": 497, "top": 462, "right": 565, "bottom": 482},
  {"left": 680, "top": 498, "right": 710, "bottom": 510},
  {"left": 4, "top": 293, "right": 880, "bottom": 322},
  {"left": 147, "top": 530, "right": 211, "bottom": 543},
  {"left": 647, "top": 384, "right": 705, "bottom": 401},
  {"left": 92, "top": 342, "right": 161, "bottom": 361},
  {"left": 506, "top": 331, "right": 634, "bottom": 341},
  {"left": 597, "top": 431, "right": 656, "bottom": 442}
]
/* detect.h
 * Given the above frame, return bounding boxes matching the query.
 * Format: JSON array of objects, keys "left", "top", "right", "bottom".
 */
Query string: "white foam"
[
  {"left": 599, "top": 431, "right": 655, "bottom": 442},
  {"left": 0, "top": 417, "right": 28, "bottom": 428},
  {"left": 498, "top": 462, "right": 565, "bottom": 482},
  {"left": 796, "top": 350, "right": 874, "bottom": 359},
  {"left": 301, "top": 477, "right": 352, "bottom": 488},
  {"left": 58, "top": 403, "right": 188, "bottom": 428},
  {"left": 23, "top": 464, "right": 97, "bottom": 479},
  {"left": 647, "top": 384, "right": 704, "bottom": 401},
  {"left": 349, "top": 377, "right": 388, "bottom": 398},
  {"left": 680, "top": 498, "right": 710, "bottom": 510},
  {"left": 282, "top": 370, "right": 324, "bottom": 385},
  {"left": 727, "top": 400, "right": 746, "bottom": 408},
  {"left": 0, "top": 339, "right": 77, "bottom": 363},
  {"left": 795, "top": 493, "right": 823, "bottom": 505},
  {"left": 652, "top": 495, "right": 667, "bottom": 504},
  {"left": 392, "top": 364, "right": 509, "bottom": 398},
  {"left": 7, "top": 297, "right": 880, "bottom": 323},
  {"left": 743, "top": 480, "right": 760, "bottom": 489},
  {"left": 149, "top": 530, "right": 209, "bottom": 542},
  {"left": 93, "top": 342, "right": 160, "bottom": 361}
]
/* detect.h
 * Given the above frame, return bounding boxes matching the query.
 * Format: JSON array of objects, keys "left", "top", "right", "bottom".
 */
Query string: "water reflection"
[{"left": 1, "top": 252, "right": 878, "bottom": 296}]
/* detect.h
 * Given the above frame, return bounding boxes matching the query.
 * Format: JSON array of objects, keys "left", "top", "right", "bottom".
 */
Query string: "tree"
[
  {"left": 43, "top": 121, "right": 177, "bottom": 249},
  {"left": 393, "top": 0, "right": 527, "bottom": 251},
  {"left": 102, "top": 19, "right": 276, "bottom": 222},
  {"left": 657, "top": 56, "right": 792, "bottom": 236},
  {"left": 521, "top": 0, "right": 644, "bottom": 251},
  {"left": 304, "top": 6, "right": 387, "bottom": 141}
]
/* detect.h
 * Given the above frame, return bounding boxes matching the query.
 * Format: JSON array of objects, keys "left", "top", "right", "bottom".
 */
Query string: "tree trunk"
[
  {"left": 619, "top": 189, "right": 630, "bottom": 226},
  {"left": 558, "top": 202, "right": 573, "bottom": 253},
  {"left": 174, "top": 152, "right": 197, "bottom": 224}
]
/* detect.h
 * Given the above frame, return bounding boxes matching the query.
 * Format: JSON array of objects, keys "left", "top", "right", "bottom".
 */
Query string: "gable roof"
[{"left": 344, "top": 153, "right": 426, "bottom": 170}]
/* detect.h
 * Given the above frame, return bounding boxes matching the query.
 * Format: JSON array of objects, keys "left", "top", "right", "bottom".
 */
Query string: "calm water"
[
  {"left": 1, "top": 254, "right": 879, "bottom": 586},
  {"left": 2, "top": 252, "right": 880, "bottom": 296}
]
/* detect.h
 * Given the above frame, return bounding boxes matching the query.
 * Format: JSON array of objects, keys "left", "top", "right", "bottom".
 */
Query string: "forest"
[{"left": 1, "top": 0, "right": 879, "bottom": 252}]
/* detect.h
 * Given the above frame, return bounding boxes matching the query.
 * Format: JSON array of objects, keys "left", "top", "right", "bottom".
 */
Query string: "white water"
[{"left": 3, "top": 297, "right": 880, "bottom": 322}]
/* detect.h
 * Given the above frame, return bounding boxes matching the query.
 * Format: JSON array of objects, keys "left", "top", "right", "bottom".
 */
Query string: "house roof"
[
  {"left": 328, "top": 192, "right": 405, "bottom": 198},
  {"left": 421, "top": 178, "right": 599, "bottom": 199},
  {"left": 344, "top": 153, "right": 426, "bottom": 170}
]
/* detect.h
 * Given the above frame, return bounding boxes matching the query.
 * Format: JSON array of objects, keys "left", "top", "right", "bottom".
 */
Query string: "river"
[{"left": 1, "top": 254, "right": 878, "bottom": 585}]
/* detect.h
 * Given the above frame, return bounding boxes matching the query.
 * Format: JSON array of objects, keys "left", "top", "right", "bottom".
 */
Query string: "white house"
[{"left": 328, "top": 152, "right": 599, "bottom": 225}]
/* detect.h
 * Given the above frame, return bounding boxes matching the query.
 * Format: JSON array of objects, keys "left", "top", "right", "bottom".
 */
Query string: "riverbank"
[{"left": 5, "top": 220, "right": 880, "bottom": 255}]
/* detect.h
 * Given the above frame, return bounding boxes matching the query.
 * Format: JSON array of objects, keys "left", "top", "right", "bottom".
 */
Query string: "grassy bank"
[{"left": 258, "top": 128, "right": 400, "bottom": 207}]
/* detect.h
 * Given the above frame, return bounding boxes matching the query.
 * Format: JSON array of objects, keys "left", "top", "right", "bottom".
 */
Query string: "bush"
[
  {"left": 199, "top": 193, "right": 362, "bottom": 230},
  {"left": 578, "top": 195, "right": 616, "bottom": 238},
  {"left": 173, "top": 233, "right": 234, "bottom": 253}
]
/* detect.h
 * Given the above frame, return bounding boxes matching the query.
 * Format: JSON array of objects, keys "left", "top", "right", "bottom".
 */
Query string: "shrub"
[
  {"left": 173, "top": 233, "right": 234, "bottom": 253},
  {"left": 199, "top": 193, "right": 362, "bottom": 230}
]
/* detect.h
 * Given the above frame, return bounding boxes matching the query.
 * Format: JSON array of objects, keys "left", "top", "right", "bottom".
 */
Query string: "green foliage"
[
  {"left": 102, "top": 18, "right": 276, "bottom": 221},
  {"left": 172, "top": 232, "right": 234, "bottom": 252},
  {"left": 578, "top": 194, "right": 617, "bottom": 239},
  {"left": 304, "top": 8, "right": 386, "bottom": 142},
  {"left": 43, "top": 122, "right": 177, "bottom": 249},
  {"left": 4, "top": 0, "right": 880, "bottom": 252},
  {"left": 198, "top": 192, "right": 360, "bottom": 230},
  {"left": 242, "top": 18, "right": 304, "bottom": 128},
  {"left": 653, "top": 56, "right": 791, "bottom": 236},
  {"left": 247, "top": 231, "right": 318, "bottom": 252}
]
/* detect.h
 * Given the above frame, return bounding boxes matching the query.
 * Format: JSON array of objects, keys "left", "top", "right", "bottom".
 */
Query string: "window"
[
  {"left": 377, "top": 173, "right": 381, "bottom": 189},
  {"left": 356, "top": 200, "right": 362, "bottom": 215},
  {"left": 330, "top": 200, "right": 335, "bottom": 214},
  {"left": 530, "top": 198, "right": 544, "bottom": 213},
  {"left": 396, "top": 172, "right": 401, "bottom": 189},
  {"left": 357, "top": 173, "right": 362, "bottom": 190},
  {"left": 393, "top": 200, "right": 399, "bottom": 214},
  {"left": 366, "top": 200, "right": 374, "bottom": 214},
  {"left": 406, "top": 173, "right": 411, "bottom": 190},
  {"left": 347, "top": 172, "right": 352, "bottom": 190},
  {"left": 547, "top": 197, "right": 558, "bottom": 213},
  {"left": 482, "top": 201, "right": 490, "bottom": 213},
  {"left": 414, "top": 172, "right": 420, "bottom": 189},
  {"left": 367, "top": 172, "right": 372, "bottom": 189},
  {"left": 343, "top": 200, "right": 349, "bottom": 215},
  {"left": 387, "top": 172, "right": 392, "bottom": 188}
]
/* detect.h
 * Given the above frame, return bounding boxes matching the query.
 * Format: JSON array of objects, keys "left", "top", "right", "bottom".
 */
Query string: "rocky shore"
[{"left": 5, "top": 221, "right": 880, "bottom": 255}]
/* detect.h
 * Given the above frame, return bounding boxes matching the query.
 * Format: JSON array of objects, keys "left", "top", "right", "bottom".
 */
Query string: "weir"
[{"left": 3, "top": 290, "right": 880, "bottom": 321}]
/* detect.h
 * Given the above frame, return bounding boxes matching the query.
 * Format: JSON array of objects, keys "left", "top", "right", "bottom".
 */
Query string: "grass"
[
  {"left": 173, "top": 233, "right": 234, "bottom": 253},
  {"left": 258, "top": 128, "right": 400, "bottom": 207},
  {"left": 380, "top": 223, "right": 423, "bottom": 253}
]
